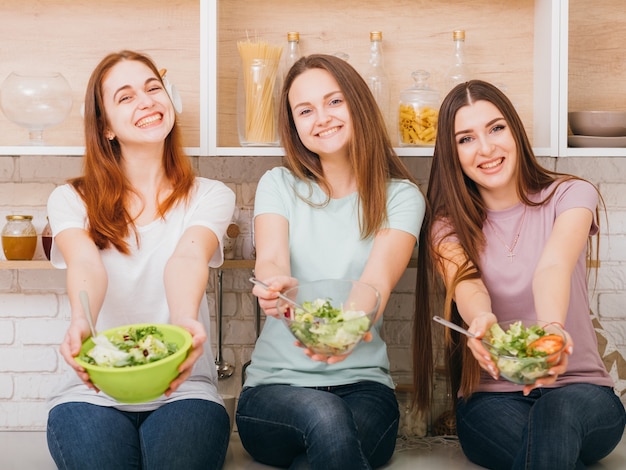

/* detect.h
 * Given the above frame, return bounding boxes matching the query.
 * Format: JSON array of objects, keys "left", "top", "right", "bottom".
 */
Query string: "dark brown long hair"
[
  {"left": 69, "top": 50, "right": 195, "bottom": 254},
  {"left": 413, "top": 80, "right": 600, "bottom": 403},
  {"left": 279, "top": 54, "right": 416, "bottom": 239}
]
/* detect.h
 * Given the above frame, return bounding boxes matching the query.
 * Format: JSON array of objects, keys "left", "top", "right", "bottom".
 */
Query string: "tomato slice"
[{"left": 528, "top": 334, "right": 565, "bottom": 358}]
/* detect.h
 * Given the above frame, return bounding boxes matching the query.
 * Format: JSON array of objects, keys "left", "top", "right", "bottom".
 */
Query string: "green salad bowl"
[
  {"left": 75, "top": 323, "right": 192, "bottom": 404},
  {"left": 277, "top": 279, "right": 381, "bottom": 356}
]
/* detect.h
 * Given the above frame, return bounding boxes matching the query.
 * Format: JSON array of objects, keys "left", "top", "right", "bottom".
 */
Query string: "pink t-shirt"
[{"left": 435, "top": 179, "right": 613, "bottom": 393}]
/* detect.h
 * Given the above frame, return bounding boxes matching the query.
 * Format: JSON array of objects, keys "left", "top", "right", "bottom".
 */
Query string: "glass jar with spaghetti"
[
  {"left": 398, "top": 70, "right": 440, "bottom": 147},
  {"left": 236, "top": 38, "right": 283, "bottom": 147},
  {"left": 2, "top": 215, "right": 37, "bottom": 260}
]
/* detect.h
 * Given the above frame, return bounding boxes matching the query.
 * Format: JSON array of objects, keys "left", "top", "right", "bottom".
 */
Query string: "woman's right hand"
[
  {"left": 59, "top": 318, "right": 99, "bottom": 391},
  {"left": 465, "top": 312, "right": 500, "bottom": 380},
  {"left": 252, "top": 275, "right": 298, "bottom": 318}
]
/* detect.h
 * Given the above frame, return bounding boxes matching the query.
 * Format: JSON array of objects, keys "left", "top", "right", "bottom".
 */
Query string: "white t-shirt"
[
  {"left": 46, "top": 177, "right": 235, "bottom": 411},
  {"left": 243, "top": 167, "right": 425, "bottom": 389}
]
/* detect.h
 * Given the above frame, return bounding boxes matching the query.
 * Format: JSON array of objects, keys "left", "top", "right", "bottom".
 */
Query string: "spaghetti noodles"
[{"left": 237, "top": 39, "right": 283, "bottom": 145}]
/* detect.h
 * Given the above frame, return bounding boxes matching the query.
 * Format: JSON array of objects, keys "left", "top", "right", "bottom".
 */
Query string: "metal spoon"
[
  {"left": 248, "top": 277, "right": 313, "bottom": 317},
  {"left": 79, "top": 290, "right": 97, "bottom": 338},
  {"left": 432, "top": 315, "right": 496, "bottom": 348}
]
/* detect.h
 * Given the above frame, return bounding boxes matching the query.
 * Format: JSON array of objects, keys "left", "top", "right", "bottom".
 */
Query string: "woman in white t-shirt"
[
  {"left": 414, "top": 79, "right": 625, "bottom": 469},
  {"left": 46, "top": 50, "right": 235, "bottom": 470},
  {"left": 237, "top": 54, "right": 426, "bottom": 469}
]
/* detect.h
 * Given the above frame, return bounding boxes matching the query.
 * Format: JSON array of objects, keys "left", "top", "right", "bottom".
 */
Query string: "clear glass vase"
[{"left": 0, "top": 71, "right": 73, "bottom": 145}]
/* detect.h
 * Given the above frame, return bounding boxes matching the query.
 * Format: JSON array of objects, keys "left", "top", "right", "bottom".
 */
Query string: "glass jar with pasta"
[
  {"left": 398, "top": 70, "right": 440, "bottom": 147},
  {"left": 236, "top": 38, "right": 283, "bottom": 147}
]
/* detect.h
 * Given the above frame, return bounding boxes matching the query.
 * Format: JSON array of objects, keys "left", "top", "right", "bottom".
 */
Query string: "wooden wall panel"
[
  {"left": 217, "top": 0, "right": 536, "bottom": 147},
  {"left": 568, "top": 0, "right": 626, "bottom": 112},
  {"left": 0, "top": 0, "right": 199, "bottom": 147}
]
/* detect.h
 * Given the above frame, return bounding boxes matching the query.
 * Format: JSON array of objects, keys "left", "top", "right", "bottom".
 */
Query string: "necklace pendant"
[{"left": 507, "top": 251, "right": 515, "bottom": 263}]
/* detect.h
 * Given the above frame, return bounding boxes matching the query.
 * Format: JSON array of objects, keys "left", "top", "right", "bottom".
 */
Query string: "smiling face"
[
  {"left": 288, "top": 67, "right": 352, "bottom": 160},
  {"left": 101, "top": 60, "right": 175, "bottom": 149},
  {"left": 454, "top": 99, "right": 519, "bottom": 206}
]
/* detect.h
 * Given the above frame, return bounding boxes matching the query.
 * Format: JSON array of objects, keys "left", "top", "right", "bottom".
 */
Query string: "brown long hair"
[
  {"left": 413, "top": 80, "right": 600, "bottom": 403},
  {"left": 278, "top": 54, "right": 416, "bottom": 239},
  {"left": 69, "top": 50, "right": 195, "bottom": 254}
]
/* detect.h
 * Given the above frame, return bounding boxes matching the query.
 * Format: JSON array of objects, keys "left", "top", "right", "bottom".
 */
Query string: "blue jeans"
[
  {"left": 236, "top": 381, "right": 399, "bottom": 470},
  {"left": 456, "top": 384, "right": 626, "bottom": 470},
  {"left": 47, "top": 399, "right": 230, "bottom": 470}
]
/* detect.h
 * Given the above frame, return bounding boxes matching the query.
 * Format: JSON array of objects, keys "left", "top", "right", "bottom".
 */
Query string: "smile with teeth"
[
  {"left": 136, "top": 114, "right": 162, "bottom": 128},
  {"left": 318, "top": 127, "right": 339, "bottom": 137},
  {"left": 479, "top": 157, "right": 504, "bottom": 169}
]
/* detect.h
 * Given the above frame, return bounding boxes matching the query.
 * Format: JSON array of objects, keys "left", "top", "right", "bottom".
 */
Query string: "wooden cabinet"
[
  {"left": 0, "top": 1, "right": 624, "bottom": 157},
  {"left": 562, "top": 0, "right": 626, "bottom": 156},
  {"left": 0, "top": 0, "right": 200, "bottom": 156},
  {"left": 209, "top": 0, "right": 559, "bottom": 157}
]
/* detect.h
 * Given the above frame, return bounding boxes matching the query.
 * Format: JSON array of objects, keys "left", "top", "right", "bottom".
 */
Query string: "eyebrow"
[
  {"left": 455, "top": 116, "right": 504, "bottom": 137},
  {"left": 112, "top": 77, "right": 160, "bottom": 102},
  {"left": 291, "top": 90, "right": 342, "bottom": 110}
]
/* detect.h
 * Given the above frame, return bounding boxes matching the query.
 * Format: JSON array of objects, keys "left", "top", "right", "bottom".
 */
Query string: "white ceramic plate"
[{"left": 568, "top": 135, "right": 626, "bottom": 148}]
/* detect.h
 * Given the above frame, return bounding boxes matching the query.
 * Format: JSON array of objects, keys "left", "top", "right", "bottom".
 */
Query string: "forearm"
[
  {"left": 164, "top": 255, "right": 209, "bottom": 324},
  {"left": 532, "top": 264, "right": 571, "bottom": 326},
  {"left": 454, "top": 280, "right": 494, "bottom": 326},
  {"left": 253, "top": 213, "right": 291, "bottom": 282},
  {"left": 253, "top": 257, "right": 291, "bottom": 281},
  {"left": 66, "top": 260, "right": 108, "bottom": 322}
]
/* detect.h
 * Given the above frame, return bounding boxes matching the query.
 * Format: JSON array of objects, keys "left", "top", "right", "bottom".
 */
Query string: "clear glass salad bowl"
[
  {"left": 482, "top": 319, "right": 566, "bottom": 385},
  {"left": 276, "top": 279, "right": 381, "bottom": 356},
  {"left": 0, "top": 71, "right": 73, "bottom": 145}
]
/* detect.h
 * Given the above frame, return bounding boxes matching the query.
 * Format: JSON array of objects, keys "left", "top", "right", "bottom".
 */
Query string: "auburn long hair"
[
  {"left": 413, "top": 80, "right": 600, "bottom": 403},
  {"left": 69, "top": 50, "right": 195, "bottom": 254},
  {"left": 278, "top": 54, "right": 417, "bottom": 240}
]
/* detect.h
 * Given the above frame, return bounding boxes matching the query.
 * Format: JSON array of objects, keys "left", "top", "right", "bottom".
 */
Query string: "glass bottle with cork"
[
  {"left": 364, "top": 31, "right": 391, "bottom": 129},
  {"left": 282, "top": 31, "right": 302, "bottom": 78},
  {"left": 445, "top": 29, "right": 471, "bottom": 91}
]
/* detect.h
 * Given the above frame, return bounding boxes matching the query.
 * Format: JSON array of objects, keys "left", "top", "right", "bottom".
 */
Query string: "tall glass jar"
[
  {"left": 237, "top": 39, "right": 283, "bottom": 147},
  {"left": 2, "top": 215, "right": 37, "bottom": 260},
  {"left": 398, "top": 70, "right": 440, "bottom": 147}
]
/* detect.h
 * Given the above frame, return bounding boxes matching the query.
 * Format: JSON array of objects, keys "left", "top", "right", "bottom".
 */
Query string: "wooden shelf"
[
  {"left": 220, "top": 259, "right": 256, "bottom": 270},
  {"left": 0, "top": 259, "right": 257, "bottom": 270},
  {"left": 0, "top": 260, "right": 54, "bottom": 269}
]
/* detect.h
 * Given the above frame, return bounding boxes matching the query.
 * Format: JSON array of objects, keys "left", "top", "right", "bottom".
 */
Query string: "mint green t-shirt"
[{"left": 244, "top": 167, "right": 425, "bottom": 388}]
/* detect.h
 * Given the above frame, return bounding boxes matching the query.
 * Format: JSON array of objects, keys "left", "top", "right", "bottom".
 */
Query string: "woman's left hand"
[
  {"left": 522, "top": 329, "right": 574, "bottom": 395},
  {"left": 165, "top": 318, "right": 207, "bottom": 396}
]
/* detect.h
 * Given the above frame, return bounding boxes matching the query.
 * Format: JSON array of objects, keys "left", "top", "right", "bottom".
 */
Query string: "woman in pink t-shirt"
[{"left": 414, "top": 80, "right": 625, "bottom": 469}]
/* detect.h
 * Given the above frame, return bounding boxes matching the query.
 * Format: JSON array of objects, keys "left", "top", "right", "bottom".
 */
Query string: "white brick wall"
[{"left": 1, "top": 154, "right": 625, "bottom": 431}]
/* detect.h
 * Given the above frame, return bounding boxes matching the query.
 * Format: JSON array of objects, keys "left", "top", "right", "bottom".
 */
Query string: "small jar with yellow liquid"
[{"left": 2, "top": 215, "right": 37, "bottom": 260}]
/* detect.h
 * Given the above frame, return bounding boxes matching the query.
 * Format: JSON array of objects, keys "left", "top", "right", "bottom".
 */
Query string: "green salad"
[
  {"left": 288, "top": 298, "right": 371, "bottom": 356},
  {"left": 486, "top": 321, "right": 564, "bottom": 384},
  {"left": 79, "top": 326, "right": 179, "bottom": 368}
]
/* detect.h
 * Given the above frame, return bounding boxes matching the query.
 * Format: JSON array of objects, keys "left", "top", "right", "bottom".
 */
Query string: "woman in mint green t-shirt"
[{"left": 236, "top": 54, "right": 426, "bottom": 470}]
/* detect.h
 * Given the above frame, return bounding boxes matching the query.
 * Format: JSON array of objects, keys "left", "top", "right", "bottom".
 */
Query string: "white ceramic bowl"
[{"left": 568, "top": 111, "right": 626, "bottom": 137}]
